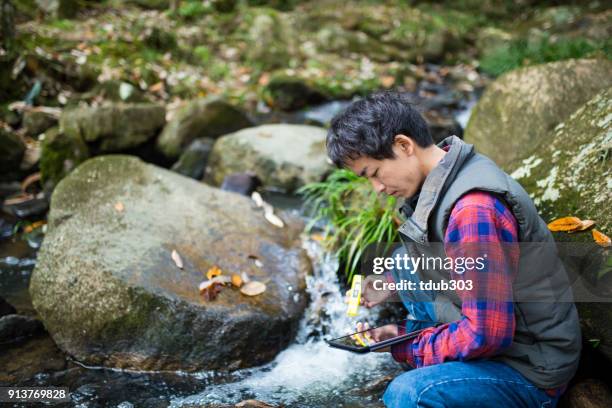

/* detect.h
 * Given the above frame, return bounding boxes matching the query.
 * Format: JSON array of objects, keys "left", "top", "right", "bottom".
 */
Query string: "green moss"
[
  {"left": 40, "top": 128, "right": 90, "bottom": 188},
  {"left": 480, "top": 36, "right": 612, "bottom": 76}
]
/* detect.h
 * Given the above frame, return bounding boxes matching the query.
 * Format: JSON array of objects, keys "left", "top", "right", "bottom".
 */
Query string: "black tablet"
[{"left": 326, "top": 319, "right": 444, "bottom": 353}]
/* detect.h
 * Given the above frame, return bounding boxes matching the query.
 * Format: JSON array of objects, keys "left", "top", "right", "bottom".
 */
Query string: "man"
[{"left": 327, "top": 91, "right": 581, "bottom": 407}]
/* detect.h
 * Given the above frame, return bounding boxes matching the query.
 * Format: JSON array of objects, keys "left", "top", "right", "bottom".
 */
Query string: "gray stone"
[
  {"left": 156, "top": 98, "right": 252, "bottom": 159},
  {"left": 30, "top": 155, "right": 310, "bottom": 371},
  {"left": 60, "top": 103, "right": 166, "bottom": 153},
  {"left": 170, "top": 137, "right": 214, "bottom": 180},
  {"left": 23, "top": 109, "right": 59, "bottom": 136},
  {"left": 205, "top": 124, "right": 332, "bottom": 192},
  {"left": 465, "top": 59, "right": 612, "bottom": 170},
  {"left": 40, "top": 127, "right": 90, "bottom": 188}
]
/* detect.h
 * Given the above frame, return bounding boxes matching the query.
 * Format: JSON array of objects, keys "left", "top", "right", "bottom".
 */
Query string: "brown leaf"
[
  {"left": 114, "top": 202, "right": 125, "bottom": 212},
  {"left": 240, "top": 281, "right": 266, "bottom": 296},
  {"left": 547, "top": 217, "right": 582, "bottom": 232},
  {"left": 236, "top": 399, "right": 277, "bottom": 408},
  {"left": 592, "top": 229, "right": 611, "bottom": 247},
  {"left": 199, "top": 280, "right": 222, "bottom": 301},
  {"left": 23, "top": 220, "right": 46, "bottom": 233},
  {"left": 380, "top": 75, "right": 395, "bottom": 88},
  {"left": 231, "top": 274, "right": 243, "bottom": 288},
  {"left": 171, "top": 249, "right": 183, "bottom": 269},
  {"left": 21, "top": 172, "right": 41, "bottom": 193},
  {"left": 206, "top": 265, "right": 222, "bottom": 280}
]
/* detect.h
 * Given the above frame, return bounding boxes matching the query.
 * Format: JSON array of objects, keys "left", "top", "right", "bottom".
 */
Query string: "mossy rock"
[
  {"left": 30, "top": 155, "right": 310, "bottom": 371},
  {"left": 510, "top": 87, "right": 612, "bottom": 361},
  {"left": 465, "top": 59, "right": 612, "bottom": 170},
  {"left": 510, "top": 86, "right": 611, "bottom": 233},
  {"left": 39, "top": 127, "right": 89, "bottom": 188},
  {"left": 60, "top": 103, "right": 166, "bottom": 153},
  {"left": 156, "top": 98, "right": 253, "bottom": 159},
  {"left": 263, "top": 74, "right": 329, "bottom": 111},
  {"left": 205, "top": 124, "right": 332, "bottom": 192}
]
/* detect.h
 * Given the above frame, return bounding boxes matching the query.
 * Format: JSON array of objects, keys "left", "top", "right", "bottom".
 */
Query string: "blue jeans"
[{"left": 383, "top": 246, "right": 559, "bottom": 408}]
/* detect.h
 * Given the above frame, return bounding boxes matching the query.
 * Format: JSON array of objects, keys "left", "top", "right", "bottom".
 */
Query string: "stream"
[{"left": 0, "top": 88, "right": 477, "bottom": 407}]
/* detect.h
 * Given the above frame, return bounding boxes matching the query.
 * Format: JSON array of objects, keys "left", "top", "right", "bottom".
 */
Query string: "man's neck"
[{"left": 420, "top": 145, "right": 447, "bottom": 177}]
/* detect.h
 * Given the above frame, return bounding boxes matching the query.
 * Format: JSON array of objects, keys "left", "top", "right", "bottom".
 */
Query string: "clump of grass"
[
  {"left": 480, "top": 35, "right": 611, "bottom": 76},
  {"left": 298, "top": 169, "right": 400, "bottom": 282}
]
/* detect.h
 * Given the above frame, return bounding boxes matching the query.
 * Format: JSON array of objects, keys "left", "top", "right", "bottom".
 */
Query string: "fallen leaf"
[
  {"left": 114, "top": 202, "right": 124, "bottom": 212},
  {"left": 569, "top": 219, "right": 596, "bottom": 233},
  {"left": 23, "top": 220, "right": 46, "bottom": 233},
  {"left": 231, "top": 274, "right": 243, "bottom": 287},
  {"left": 547, "top": 217, "right": 582, "bottom": 232},
  {"left": 241, "top": 271, "right": 251, "bottom": 283},
  {"left": 149, "top": 81, "right": 164, "bottom": 92},
  {"left": 592, "top": 229, "right": 611, "bottom": 247},
  {"left": 207, "top": 265, "right": 222, "bottom": 280},
  {"left": 199, "top": 280, "right": 222, "bottom": 301},
  {"left": 171, "top": 249, "right": 183, "bottom": 269},
  {"left": 251, "top": 191, "right": 264, "bottom": 207},
  {"left": 241, "top": 281, "right": 266, "bottom": 296},
  {"left": 310, "top": 233, "right": 325, "bottom": 242},
  {"left": 263, "top": 203, "right": 284, "bottom": 228},
  {"left": 380, "top": 75, "right": 395, "bottom": 88}
]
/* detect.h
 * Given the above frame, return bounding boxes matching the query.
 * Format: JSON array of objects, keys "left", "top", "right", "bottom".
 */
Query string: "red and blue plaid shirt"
[{"left": 389, "top": 190, "right": 565, "bottom": 397}]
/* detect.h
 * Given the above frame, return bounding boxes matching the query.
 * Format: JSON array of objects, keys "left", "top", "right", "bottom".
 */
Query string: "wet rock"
[
  {"left": 264, "top": 74, "right": 328, "bottom": 111},
  {"left": 423, "top": 111, "right": 463, "bottom": 143},
  {"left": 559, "top": 379, "right": 612, "bottom": 408},
  {"left": 40, "top": 127, "right": 90, "bottom": 189},
  {"left": 205, "top": 124, "right": 332, "bottom": 193},
  {"left": 22, "top": 109, "right": 59, "bottom": 137},
  {"left": 0, "top": 297, "right": 16, "bottom": 317},
  {"left": 171, "top": 138, "right": 214, "bottom": 180},
  {"left": 220, "top": 173, "right": 262, "bottom": 196},
  {"left": 465, "top": 59, "right": 612, "bottom": 170},
  {"left": 0, "top": 216, "right": 15, "bottom": 239},
  {"left": 2, "top": 194, "right": 49, "bottom": 219},
  {"left": 156, "top": 98, "right": 253, "bottom": 159},
  {"left": 60, "top": 103, "right": 166, "bottom": 153},
  {"left": 0, "top": 314, "right": 44, "bottom": 344},
  {"left": 0, "top": 335, "right": 67, "bottom": 384},
  {"left": 30, "top": 155, "right": 310, "bottom": 371},
  {"left": 0, "top": 127, "right": 25, "bottom": 176}
]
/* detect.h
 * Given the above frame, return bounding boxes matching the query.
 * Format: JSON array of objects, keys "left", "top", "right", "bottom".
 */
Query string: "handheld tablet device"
[{"left": 326, "top": 319, "right": 443, "bottom": 353}]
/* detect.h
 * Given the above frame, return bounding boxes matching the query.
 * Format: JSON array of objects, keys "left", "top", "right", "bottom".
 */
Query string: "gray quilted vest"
[{"left": 397, "top": 135, "right": 581, "bottom": 389}]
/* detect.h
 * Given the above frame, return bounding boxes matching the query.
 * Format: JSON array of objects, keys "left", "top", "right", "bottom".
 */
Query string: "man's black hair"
[{"left": 326, "top": 91, "right": 433, "bottom": 167}]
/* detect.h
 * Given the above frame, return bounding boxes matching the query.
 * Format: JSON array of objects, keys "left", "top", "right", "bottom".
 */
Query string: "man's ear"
[{"left": 393, "top": 134, "right": 415, "bottom": 156}]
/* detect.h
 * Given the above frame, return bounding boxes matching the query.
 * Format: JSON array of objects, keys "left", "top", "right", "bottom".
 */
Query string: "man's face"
[{"left": 347, "top": 136, "right": 426, "bottom": 199}]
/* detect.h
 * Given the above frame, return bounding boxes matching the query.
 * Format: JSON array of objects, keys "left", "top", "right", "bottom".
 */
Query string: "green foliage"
[
  {"left": 178, "top": 0, "right": 210, "bottom": 20},
  {"left": 298, "top": 169, "right": 399, "bottom": 282},
  {"left": 480, "top": 35, "right": 612, "bottom": 76},
  {"left": 193, "top": 45, "right": 212, "bottom": 65}
]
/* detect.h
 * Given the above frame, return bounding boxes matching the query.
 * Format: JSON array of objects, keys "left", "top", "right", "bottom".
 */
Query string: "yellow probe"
[{"left": 346, "top": 275, "right": 363, "bottom": 317}]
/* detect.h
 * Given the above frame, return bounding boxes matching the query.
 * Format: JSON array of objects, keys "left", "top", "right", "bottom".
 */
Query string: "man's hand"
[
  {"left": 356, "top": 321, "right": 399, "bottom": 353},
  {"left": 344, "top": 274, "right": 395, "bottom": 308}
]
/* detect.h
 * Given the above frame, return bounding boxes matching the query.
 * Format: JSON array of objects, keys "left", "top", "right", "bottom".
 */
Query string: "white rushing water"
[{"left": 169, "top": 237, "right": 401, "bottom": 407}]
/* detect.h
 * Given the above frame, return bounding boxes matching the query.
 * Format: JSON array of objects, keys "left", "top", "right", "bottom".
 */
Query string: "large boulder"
[
  {"left": 510, "top": 86, "right": 611, "bottom": 232},
  {"left": 29, "top": 155, "right": 310, "bottom": 371},
  {"left": 511, "top": 87, "right": 612, "bottom": 361},
  {"left": 156, "top": 98, "right": 253, "bottom": 159},
  {"left": 60, "top": 103, "right": 166, "bottom": 153},
  {"left": 205, "top": 124, "right": 332, "bottom": 192},
  {"left": 465, "top": 59, "right": 612, "bottom": 170}
]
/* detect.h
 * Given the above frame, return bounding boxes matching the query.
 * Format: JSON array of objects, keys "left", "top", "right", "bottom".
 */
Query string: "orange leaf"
[
  {"left": 569, "top": 219, "right": 596, "bottom": 233},
  {"left": 592, "top": 229, "right": 611, "bottom": 247},
  {"left": 380, "top": 75, "right": 395, "bottom": 88},
  {"left": 114, "top": 202, "right": 124, "bottom": 212},
  {"left": 231, "top": 274, "right": 243, "bottom": 288},
  {"left": 547, "top": 217, "right": 582, "bottom": 232},
  {"left": 206, "top": 265, "right": 222, "bottom": 280}
]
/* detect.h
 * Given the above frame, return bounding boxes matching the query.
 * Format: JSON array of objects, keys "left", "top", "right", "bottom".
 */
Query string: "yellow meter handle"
[{"left": 346, "top": 275, "right": 363, "bottom": 317}]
